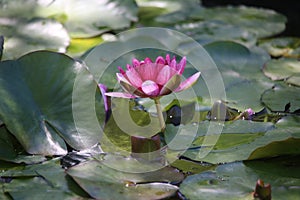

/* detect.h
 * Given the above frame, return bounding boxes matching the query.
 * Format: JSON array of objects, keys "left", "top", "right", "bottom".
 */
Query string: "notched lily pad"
[
  {"left": 0, "top": 51, "right": 101, "bottom": 155},
  {"left": 263, "top": 58, "right": 300, "bottom": 86},
  {"left": 261, "top": 84, "right": 300, "bottom": 112}
]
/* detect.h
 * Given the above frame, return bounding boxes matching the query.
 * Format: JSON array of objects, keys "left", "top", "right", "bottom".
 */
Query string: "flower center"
[{"left": 141, "top": 80, "right": 160, "bottom": 96}]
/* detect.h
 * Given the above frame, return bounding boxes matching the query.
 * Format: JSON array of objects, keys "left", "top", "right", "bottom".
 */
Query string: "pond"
[{"left": 0, "top": 0, "right": 299, "bottom": 199}]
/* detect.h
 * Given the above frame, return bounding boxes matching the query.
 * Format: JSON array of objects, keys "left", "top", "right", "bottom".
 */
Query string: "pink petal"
[
  {"left": 156, "top": 65, "right": 176, "bottom": 86},
  {"left": 159, "top": 74, "right": 181, "bottom": 96},
  {"left": 126, "top": 67, "right": 143, "bottom": 88},
  {"left": 120, "top": 80, "right": 145, "bottom": 97},
  {"left": 155, "top": 56, "right": 165, "bottom": 64},
  {"left": 169, "top": 58, "right": 177, "bottom": 71},
  {"left": 116, "top": 73, "right": 130, "bottom": 84},
  {"left": 118, "top": 67, "right": 125, "bottom": 74},
  {"left": 126, "top": 64, "right": 132, "bottom": 70},
  {"left": 144, "top": 57, "right": 153, "bottom": 64},
  {"left": 141, "top": 80, "right": 160, "bottom": 96},
  {"left": 105, "top": 92, "right": 136, "bottom": 99},
  {"left": 98, "top": 84, "right": 109, "bottom": 112},
  {"left": 137, "top": 63, "right": 160, "bottom": 81},
  {"left": 132, "top": 58, "right": 140, "bottom": 67},
  {"left": 174, "top": 72, "right": 201, "bottom": 92},
  {"left": 177, "top": 56, "right": 186, "bottom": 74},
  {"left": 165, "top": 54, "right": 171, "bottom": 64}
]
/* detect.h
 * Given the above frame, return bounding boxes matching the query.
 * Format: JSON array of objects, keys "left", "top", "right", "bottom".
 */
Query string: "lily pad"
[
  {"left": 67, "top": 156, "right": 183, "bottom": 199},
  {"left": 261, "top": 84, "right": 300, "bottom": 112},
  {"left": 0, "top": 126, "right": 20, "bottom": 161},
  {"left": 0, "top": 126, "right": 46, "bottom": 164},
  {"left": 182, "top": 115, "right": 300, "bottom": 164},
  {"left": 180, "top": 157, "right": 300, "bottom": 200},
  {"left": 202, "top": 41, "right": 272, "bottom": 111},
  {"left": 263, "top": 58, "right": 300, "bottom": 86},
  {"left": 248, "top": 115, "right": 300, "bottom": 159},
  {"left": 0, "top": 0, "right": 138, "bottom": 38},
  {"left": 177, "top": 120, "right": 275, "bottom": 164},
  {"left": 0, "top": 18, "right": 70, "bottom": 60},
  {"left": 191, "top": 5, "right": 287, "bottom": 38},
  {"left": 0, "top": 51, "right": 102, "bottom": 155},
  {"left": 38, "top": 0, "right": 138, "bottom": 38},
  {"left": 136, "top": 0, "right": 202, "bottom": 26},
  {"left": 259, "top": 37, "right": 300, "bottom": 58},
  {"left": 174, "top": 20, "right": 257, "bottom": 46},
  {"left": 2, "top": 159, "right": 88, "bottom": 200}
]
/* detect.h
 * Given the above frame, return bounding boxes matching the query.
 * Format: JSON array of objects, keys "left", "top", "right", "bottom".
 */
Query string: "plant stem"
[{"left": 154, "top": 98, "right": 165, "bottom": 133}]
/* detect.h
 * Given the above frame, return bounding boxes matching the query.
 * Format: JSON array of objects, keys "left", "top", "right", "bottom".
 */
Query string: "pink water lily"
[{"left": 105, "top": 54, "right": 201, "bottom": 99}]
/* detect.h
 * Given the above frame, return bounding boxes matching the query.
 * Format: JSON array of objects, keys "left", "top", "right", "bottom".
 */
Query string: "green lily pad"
[
  {"left": 136, "top": 0, "right": 202, "bottom": 26},
  {"left": 0, "top": 191, "right": 9, "bottom": 200},
  {"left": 0, "top": 51, "right": 102, "bottom": 155},
  {"left": 67, "top": 35, "right": 105, "bottom": 57},
  {"left": 154, "top": 0, "right": 203, "bottom": 24},
  {"left": 261, "top": 84, "right": 300, "bottom": 112},
  {"left": 249, "top": 115, "right": 300, "bottom": 159},
  {"left": 180, "top": 157, "right": 300, "bottom": 200},
  {"left": 0, "top": 126, "right": 20, "bottom": 161},
  {"left": 202, "top": 41, "right": 272, "bottom": 111},
  {"left": 191, "top": 5, "right": 287, "bottom": 38},
  {"left": 182, "top": 115, "right": 300, "bottom": 163},
  {"left": 174, "top": 20, "right": 257, "bottom": 46},
  {"left": 177, "top": 120, "right": 274, "bottom": 164},
  {"left": 39, "top": 0, "right": 138, "bottom": 38},
  {"left": 259, "top": 37, "right": 300, "bottom": 58},
  {"left": 0, "top": 0, "right": 138, "bottom": 38},
  {"left": 67, "top": 156, "right": 183, "bottom": 199},
  {"left": 171, "top": 159, "right": 216, "bottom": 174},
  {"left": 3, "top": 177, "right": 85, "bottom": 200},
  {"left": 0, "top": 18, "right": 70, "bottom": 60},
  {"left": 263, "top": 58, "right": 300, "bottom": 86},
  {"left": 2, "top": 159, "right": 88, "bottom": 200}
]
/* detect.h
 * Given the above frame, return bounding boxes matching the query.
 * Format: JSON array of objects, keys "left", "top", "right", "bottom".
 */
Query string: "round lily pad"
[
  {"left": 263, "top": 58, "right": 300, "bottom": 86},
  {"left": 261, "top": 84, "right": 300, "bottom": 112}
]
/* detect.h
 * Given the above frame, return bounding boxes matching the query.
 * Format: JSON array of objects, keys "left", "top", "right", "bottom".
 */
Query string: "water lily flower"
[{"left": 105, "top": 54, "right": 201, "bottom": 99}]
